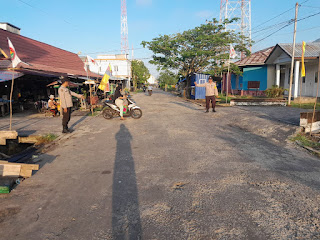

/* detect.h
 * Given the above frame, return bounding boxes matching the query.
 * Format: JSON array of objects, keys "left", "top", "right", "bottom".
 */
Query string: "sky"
[{"left": 1, "top": 0, "right": 320, "bottom": 77}]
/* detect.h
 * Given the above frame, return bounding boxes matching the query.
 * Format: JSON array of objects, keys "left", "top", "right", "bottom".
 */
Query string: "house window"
[
  {"left": 302, "top": 77, "right": 306, "bottom": 83},
  {"left": 114, "top": 65, "right": 118, "bottom": 72},
  {"left": 199, "top": 79, "right": 206, "bottom": 84},
  {"left": 316, "top": 72, "right": 318, "bottom": 83}
]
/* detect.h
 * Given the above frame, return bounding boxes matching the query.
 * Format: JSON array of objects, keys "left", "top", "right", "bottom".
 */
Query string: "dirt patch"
[{"left": 0, "top": 206, "right": 21, "bottom": 223}]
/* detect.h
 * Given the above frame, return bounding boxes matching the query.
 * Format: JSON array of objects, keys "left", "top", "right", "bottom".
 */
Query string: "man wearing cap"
[
  {"left": 194, "top": 76, "right": 219, "bottom": 113},
  {"left": 58, "top": 77, "right": 84, "bottom": 133}
]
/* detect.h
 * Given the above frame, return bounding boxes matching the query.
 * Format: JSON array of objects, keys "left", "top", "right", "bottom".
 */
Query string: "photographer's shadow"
[{"left": 112, "top": 124, "right": 142, "bottom": 239}]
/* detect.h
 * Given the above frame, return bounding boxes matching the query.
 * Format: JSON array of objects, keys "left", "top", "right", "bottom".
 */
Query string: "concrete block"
[
  {"left": 18, "top": 135, "right": 40, "bottom": 144},
  {"left": 0, "top": 131, "right": 18, "bottom": 139},
  {"left": 300, "top": 112, "right": 320, "bottom": 133}
]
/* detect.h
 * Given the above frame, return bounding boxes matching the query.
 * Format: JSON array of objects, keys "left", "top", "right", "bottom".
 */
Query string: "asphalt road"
[{"left": 1, "top": 89, "right": 320, "bottom": 240}]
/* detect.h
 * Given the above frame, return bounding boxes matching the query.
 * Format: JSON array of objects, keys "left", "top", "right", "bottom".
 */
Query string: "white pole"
[
  {"left": 288, "top": 2, "right": 299, "bottom": 105},
  {"left": 9, "top": 72, "right": 14, "bottom": 130}
]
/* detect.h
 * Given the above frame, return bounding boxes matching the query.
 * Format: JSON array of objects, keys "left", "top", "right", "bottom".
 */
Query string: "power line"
[
  {"left": 297, "top": 11, "right": 320, "bottom": 22},
  {"left": 253, "top": 22, "right": 293, "bottom": 45},
  {"left": 251, "top": 7, "right": 294, "bottom": 31},
  {"left": 271, "top": 25, "right": 320, "bottom": 36},
  {"left": 251, "top": 0, "right": 310, "bottom": 32},
  {"left": 300, "top": 5, "right": 320, "bottom": 9},
  {"left": 16, "top": 0, "right": 74, "bottom": 26},
  {"left": 253, "top": 10, "right": 320, "bottom": 45},
  {"left": 251, "top": 19, "right": 293, "bottom": 36}
]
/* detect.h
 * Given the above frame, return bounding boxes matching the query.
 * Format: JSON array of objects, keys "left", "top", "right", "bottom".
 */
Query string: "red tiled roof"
[
  {"left": 235, "top": 47, "right": 274, "bottom": 66},
  {"left": 0, "top": 29, "right": 100, "bottom": 78}
]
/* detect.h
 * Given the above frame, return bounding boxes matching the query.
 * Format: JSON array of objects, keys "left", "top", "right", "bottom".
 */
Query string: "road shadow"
[
  {"left": 112, "top": 124, "right": 142, "bottom": 239},
  {"left": 69, "top": 115, "right": 88, "bottom": 130}
]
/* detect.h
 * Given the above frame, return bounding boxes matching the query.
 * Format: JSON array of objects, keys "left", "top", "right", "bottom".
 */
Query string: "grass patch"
[
  {"left": 94, "top": 106, "right": 103, "bottom": 112},
  {"left": 217, "top": 94, "right": 234, "bottom": 103},
  {"left": 290, "top": 133, "right": 320, "bottom": 150},
  {"left": 290, "top": 102, "right": 320, "bottom": 110},
  {"left": 36, "top": 133, "right": 58, "bottom": 145}
]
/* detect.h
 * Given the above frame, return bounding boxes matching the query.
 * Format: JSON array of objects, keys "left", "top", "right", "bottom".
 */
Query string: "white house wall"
[
  {"left": 302, "top": 62, "right": 318, "bottom": 97},
  {"left": 97, "top": 60, "right": 131, "bottom": 78},
  {"left": 267, "top": 65, "right": 275, "bottom": 89},
  {"left": 283, "top": 61, "right": 318, "bottom": 97}
]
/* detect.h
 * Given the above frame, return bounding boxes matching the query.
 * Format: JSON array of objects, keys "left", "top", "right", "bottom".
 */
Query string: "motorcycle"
[
  {"left": 102, "top": 98, "right": 142, "bottom": 119},
  {"left": 143, "top": 86, "right": 146, "bottom": 92}
]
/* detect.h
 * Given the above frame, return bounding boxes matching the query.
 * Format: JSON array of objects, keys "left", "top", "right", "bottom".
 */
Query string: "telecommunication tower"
[
  {"left": 121, "top": 0, "right": 129, "bottom": 55},
  {"left": 220, "top": 0, "right": 251, "bottom": 55}
]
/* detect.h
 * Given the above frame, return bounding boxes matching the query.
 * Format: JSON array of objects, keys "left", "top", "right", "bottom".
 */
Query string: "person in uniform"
[
  {"left": 194, "top": 76, "right": 219, "bottom": 113},
  {"left": 58, "top": 77, "right": 84, "bottom": 133}
]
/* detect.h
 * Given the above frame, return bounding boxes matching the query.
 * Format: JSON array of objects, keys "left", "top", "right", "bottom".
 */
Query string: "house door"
[
  {"left": 280, "top": 65, "right": 285, "bottom": 88},
  {"left": 236, "top": 76, "right": 239, "bottom": 90}
]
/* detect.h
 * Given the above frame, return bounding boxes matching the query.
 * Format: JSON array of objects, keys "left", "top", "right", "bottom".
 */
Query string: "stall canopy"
[
  {"left": 0, "top": 28, "right": 101, "bottom": 79},
  {"left": 0, "top": 70, "right": 23, "bottom": 82}
]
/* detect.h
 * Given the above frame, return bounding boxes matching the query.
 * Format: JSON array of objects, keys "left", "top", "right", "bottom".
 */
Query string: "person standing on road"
[
  {"left": 58, "top": 76, "right": 84, "bottom": 133},
  {"left": 147, "top": 85, "right": 153, "bottom": 96},
  {"left": 194, "top": 76, "right": 219, "bottom": 113}
]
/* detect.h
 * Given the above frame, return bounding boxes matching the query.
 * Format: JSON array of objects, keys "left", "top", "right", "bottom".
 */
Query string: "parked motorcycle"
[{"left": 102, "top": 98, "right": 142, "bottom": 119}]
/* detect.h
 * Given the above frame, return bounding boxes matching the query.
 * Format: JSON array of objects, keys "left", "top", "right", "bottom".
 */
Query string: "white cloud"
[
  {"left": 136, "top": 0, "right": 152, "bottom": 6},
  {"left": 195, "top": 10, "right": 215, "bottom": 19}
]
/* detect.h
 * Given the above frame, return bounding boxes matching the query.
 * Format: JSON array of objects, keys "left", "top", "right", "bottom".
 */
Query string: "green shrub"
[{"left": 264, "top": 85, "right": 286, "bottom": 98}]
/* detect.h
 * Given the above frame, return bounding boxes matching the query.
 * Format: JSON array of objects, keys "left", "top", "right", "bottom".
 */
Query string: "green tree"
[
  {"left": 157, "top": 70, "right": 178, "bottom": 88},
  {"left": 142, "top": 18, "right": 250, "bottom": 97},
  {"left": 131, "top": 60, "right": 150, "bottom": 90}
]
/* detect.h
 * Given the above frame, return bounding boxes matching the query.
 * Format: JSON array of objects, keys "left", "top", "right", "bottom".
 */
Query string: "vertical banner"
[{"left": 301, "top": 41, "right": 306, "bottom": 77}]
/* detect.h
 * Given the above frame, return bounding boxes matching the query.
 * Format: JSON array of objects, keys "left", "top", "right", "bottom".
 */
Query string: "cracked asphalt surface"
[{"left": 1, "top": 89, "right": 320, "bottom": 240}]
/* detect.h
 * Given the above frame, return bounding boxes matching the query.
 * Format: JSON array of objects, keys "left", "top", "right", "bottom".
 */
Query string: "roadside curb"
[
  {"left": 37, "top": 113, "right": 99, "bottom": 155},
  {"left": 295, "top": 140, "right": 320, "bottom": 156}
]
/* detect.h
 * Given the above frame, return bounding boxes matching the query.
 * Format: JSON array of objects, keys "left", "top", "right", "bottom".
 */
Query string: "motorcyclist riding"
[{"left": 114, "top": 85, "right": 126, "bottom": 120}]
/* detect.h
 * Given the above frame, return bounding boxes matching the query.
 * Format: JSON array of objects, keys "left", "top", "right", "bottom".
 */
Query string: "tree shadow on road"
[{"left": 112, "top": 124, "right": 142, "bottom": 239}]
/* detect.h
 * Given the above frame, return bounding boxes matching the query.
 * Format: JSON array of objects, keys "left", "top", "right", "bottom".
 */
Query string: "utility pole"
[{"left": 288, "top": 2, "right": 299, "bottom": 105}]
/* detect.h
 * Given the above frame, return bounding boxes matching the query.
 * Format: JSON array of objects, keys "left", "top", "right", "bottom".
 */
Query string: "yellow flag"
[
  {"left": 98, "top": 73, "right": 110, "bottom": 91},
  {"left": 301, "top": 41, "right": 306, "bottom": 77}
]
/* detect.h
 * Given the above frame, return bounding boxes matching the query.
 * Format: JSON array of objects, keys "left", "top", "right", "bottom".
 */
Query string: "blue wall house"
[{"left": 232, "top": 47, "right": 275, "bottom": 96}]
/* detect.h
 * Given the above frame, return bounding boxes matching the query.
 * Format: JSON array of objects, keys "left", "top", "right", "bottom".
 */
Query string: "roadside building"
[
  {"left": 95, "top": 54, "right": 132, "bottom": 89},
  {"left": 231, "top": 46, "right": 274, "bottom": 96},
  {"left": 265, "top": 43, "right": 320, "bottom": 98},
  {"left": 147, "top": 75, "right": 157, "bottom": 85},
  {"left": 0, "top": 23, "right": 99, "bottom": 115}
]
